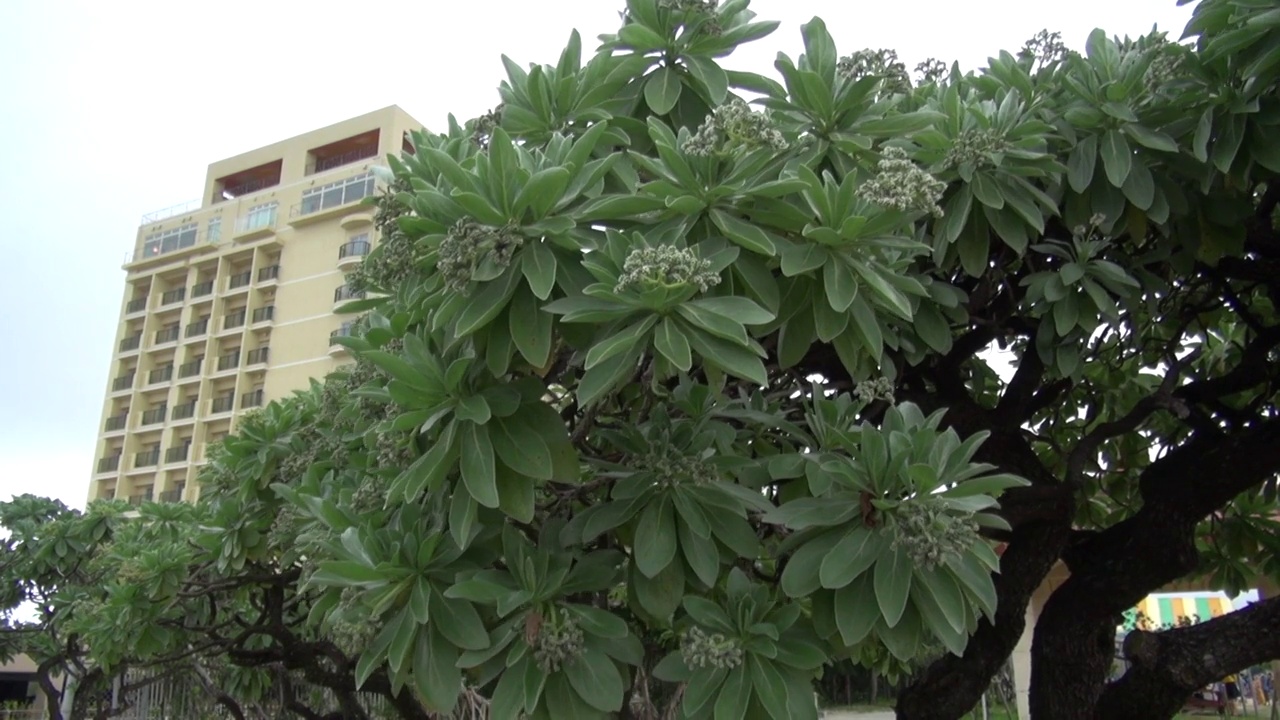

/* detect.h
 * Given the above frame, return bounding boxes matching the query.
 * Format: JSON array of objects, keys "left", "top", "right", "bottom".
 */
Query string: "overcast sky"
[{"left": 0, "top": 0, "right": 1193, "bottom": 510}]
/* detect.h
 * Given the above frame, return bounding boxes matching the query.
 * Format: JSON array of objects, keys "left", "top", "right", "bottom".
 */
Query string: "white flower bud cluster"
[
  {"left": 471, "top": 104, "right": 504, "bottom": 150},
  {"left": 857, "top": 147, "right": 947, "bottom": 217},
  {"left": 1019, "top": 30, "right": 1067, "bottom": 68},
  {"left": 640, "top": 451, "right": 718, "bottom": 486},
  {"left": 681, "top": 626, "right": 744, "bottom": 670},
  {"left": 614, "top": 245, "right": 721, "bottom": 294},
  {"left": 915, "top": 59, "right": 948, "bottom": 85},
  {"left": 854, "top": 377, "right": 896, "bottom": 405},
  {"left": 944, "top": 128, "right": 1012, "bottom": 170},
  {"left": 532, "top": 608, "right": 586, "bottom": 673},
  {"left": 891, "top": 500, "right": 981, "bottom": 570},
  {"left": 681, "top": 98, "right": 787, "bottom": 158},
  {"left": 837, "top": 50, "right": 911, "bottom": 94},
  {"left": 437, "top": 218, "right": 524, "bottom": 293}
]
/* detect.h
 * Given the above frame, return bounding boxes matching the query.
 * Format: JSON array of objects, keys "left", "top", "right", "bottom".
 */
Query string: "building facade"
[{"left": 87, "top": 105, "right": 423, "bottom": 505}]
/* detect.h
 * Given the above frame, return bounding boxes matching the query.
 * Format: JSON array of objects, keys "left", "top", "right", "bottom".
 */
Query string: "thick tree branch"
[{"left": 1095, "top": 596, "right": 1280, "bottom": 720}]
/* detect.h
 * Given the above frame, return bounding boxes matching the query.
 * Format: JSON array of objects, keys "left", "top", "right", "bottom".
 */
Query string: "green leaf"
[
  {"left": 822, "top": 259, "right": 857, "bottom": 312},
  {"left": 970, "top": 173, "right": 1004, "bottom": 209},
  {"left": 544, "top": 672, "right": 601, "bottom": 719},
  {"left": 496, "top": 464, "right": 537, "bottom": 523},
  {"left": 676, "top": 304, "right": 748, "bottom": 345},
  {"left": 945, "top": 553, "right": 998, "bottom": 621},
  {"left": 585, "top": 317, "right": 657, "bottom": 369},
  {"left": 460, "top": 422, "right": 499, "bottom": 508},
  {"left": 455, "top": 395, "right": 491, "bottom": 425},
  {"left": 578, "top": 345, "right": 640, "bottom": 407},
  {"left": 1121, "top": 159, "right": 1155, "bottom": 210},
  {"left": 780, "top": 529, "right": 842, "bottom": 598},
  {"left": 618, "top": 22, "right": 667, "bottom": 51},
  {"left": 819, "top": 526, "right": 882, "bottom": 589},
  {"left": 631, "top": 557, "right": 684, "bottom": 621},
  {"left": 687, "top": 55, "right": 729, "bottom": 104},
  {"left": 431, "top": 591, "right": 490, "bottom": 651},
  {"left": 834, "top": 573, "right": 878, "bottom": 646},
  {"left": 491, "top": 411, "right": 555, "bottom": 481},
  {"left": 645, "top": 67, "right": 683, "bottom": 115},
  {"left": 914, "top": 567, "right": 968, "bottom": 634},
  {"left": 850, "top": 260, "right": 913, "bottom": 320},
  {"left": 522, "top": 243, "right": 558, "bottom": 300},
  {"left": 509, "top": 287, "right": 554, "bottom": 368},
  {"left": 847, "top": 296, "right": 884, "bottom": 363},
  {"left": 565, "top": 648, "right": 625, "bottom": 712},
  {"left": 1067, "top": 135, "right": 1098, "bottom": 194},
  {"left": 873, "top": 546, "right": 912, "bottom": 627},
  {"left": 311, "top": 561, "right": 388, "bottom": 589},
  {"left": 514, "top": 167, "right": 572, "bottom": 219},
  {"left": 710, "top": 208, "right": 777, "bottom": 256},
  {"left": 654, "top": 317, "right": 693, "bottom": 371},
  {"left": 685, "top": 296, "right": 775, "bottom": 325},
  {"left": 453, "top": 267, "right": 520, "bottom": 337},
  {"left": 680, "top": 513, "right": 721, "bottom": 587},
  {"left": 634, "top": 497, "right": 678, "bottom": 578},
  {"left": 748, "top": 656, "right": 791, "bottom": 720},
  {"left": 780, "top": 242, "right": 829, "bottom": 276},
  {"left": 714, "top": 666, "right": 750, "bottom": 720},
  {"left": 1100, "top": 129, "right": 1132, "bottom": 187},
  {"left": 1122, "top": 124, "right": 1178, "bottom": 153},
  {"left": 685, "top": 331, "right": 769, "bottom": 386},
  {"left": 413, "top": 630, "right": 462, "bottom": 714}
]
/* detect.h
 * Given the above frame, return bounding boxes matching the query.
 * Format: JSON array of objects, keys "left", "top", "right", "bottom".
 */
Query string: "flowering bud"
[
  {"left": 681, "top": 626, "right": 744, "bottom": 670},
  {"left": 681, "top": 98, "right": 787, "bottom": 158},
  {"left": 437, "top": 218, "right": 524, "bottom": 294},
  {"left": 614, "top": 245, "right": 720, "bottom": 294},
  {"left": 857, "top": 147, "right": 946, "bottom": 217},
  {"left": 890, "top": 500, "right": 981, "bottom": 570},
  {"left": 532, "top": 608, "right": 586, "bottom": 673}
]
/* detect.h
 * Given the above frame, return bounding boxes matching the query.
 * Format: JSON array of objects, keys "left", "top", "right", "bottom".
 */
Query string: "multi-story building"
[{"left": 87, "top": 105, "right": 424, "bottom": 505}]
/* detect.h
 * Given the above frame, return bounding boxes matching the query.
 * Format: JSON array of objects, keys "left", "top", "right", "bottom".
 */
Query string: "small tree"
[{"left": 8, "top": 0, "right": 1280, "bottom": 718}]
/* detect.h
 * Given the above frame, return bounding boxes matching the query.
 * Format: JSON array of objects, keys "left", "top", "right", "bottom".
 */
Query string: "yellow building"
[{"left": 87, "top": 105, "right": 424, "bottom": 505}]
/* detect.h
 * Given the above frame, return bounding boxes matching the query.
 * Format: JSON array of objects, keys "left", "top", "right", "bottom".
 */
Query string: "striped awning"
[{"left": 1121, "top": 593, "right": 1233, "bottom": 631}]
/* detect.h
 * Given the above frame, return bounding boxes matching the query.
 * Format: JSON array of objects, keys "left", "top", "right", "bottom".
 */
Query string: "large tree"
[{"left": 7, "top": 0, "right": 1280, "bottom": 717}]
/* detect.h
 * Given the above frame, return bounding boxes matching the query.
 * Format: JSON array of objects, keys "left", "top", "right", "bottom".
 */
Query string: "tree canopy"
[{"left": 6, "top": 0, "right": 1280, "bottom": 718}]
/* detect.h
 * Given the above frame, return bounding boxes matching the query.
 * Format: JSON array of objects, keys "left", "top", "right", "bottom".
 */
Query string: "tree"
[{"left": 7, "top": 0, "right": 1280, "bottom": 717}]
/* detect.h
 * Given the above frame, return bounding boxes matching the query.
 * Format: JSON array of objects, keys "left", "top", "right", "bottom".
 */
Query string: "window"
[
  {"left": 208, "top": 217, "right": 222, "bottom": 243},
  {"left": 299, "top": 173, "right": 376, "bottom": 215},
  {"left": 238, "top": 202, "right": 278, "bottom": 233},
  {"left": 142, "top": 224, "right": 198, "bottom": 258}
]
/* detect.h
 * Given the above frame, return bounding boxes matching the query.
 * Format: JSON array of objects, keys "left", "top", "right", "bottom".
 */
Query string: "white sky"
[{"left": 0, "top": 0, "right": 1193, "bottom": 510}]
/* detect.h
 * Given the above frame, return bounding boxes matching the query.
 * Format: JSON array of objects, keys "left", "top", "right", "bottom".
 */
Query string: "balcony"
[
  {"left": 241, "top": 389, "right": 264, "bottom": 408},
  {"left": 97, "top": 455, "right": 121, "bottom": 473},
  {"left": 125, "top": 297, "right": 147, "bottom": 314},
  {"left": 148, "top": 365, "right": 174, "bottom": 384},
  {"left": 165, "top": 445, "right": 190, "bottom": 463},
  {"left": 141, "top": 406, "right": 167, "bottom": 425},
  {"left": 228, "top": 271, "right": 252, "bottom": 290},
  {"left": 128, "top": 491, "right": 154, "bottom": 505},
  {"left": 329, "top": 323, "right": 357, "bottom": 355},
  {"left": 224, "top": 310, "right": 247, "bottom": 330},
  {"left": 334, "top": 285, "right": 366, "bottom": 303},
  {"left": 217, "top": 351, "right": 240, "bottom": 372},
  {"left": 160, "top": 287, "right": 186, "bottom": 306},
  {"left": 251, "top": 305, "right": 275, "bottom": 324},
  {"left": 111, "top": 373, "right": 135, "bottom": 392},
  {"left": 257, "top": 264, "right": 280, "bottom": 282},
  {"left": 234, "top": 202, "right": 278, "bottom": 240},
  {"left": 246, "top": 346, "right": 270, "bottom": 365},
  {"left": 211, "top": 394, "right": 235, "bottom": 414},
  {"left": 171, "top": 400, "right": 197, "bottom": 420},
  {"left": 155, "top": 326, "right": 180, "bottom": 344},
  {"left": 178, "top": 358, "right": 203, "bottom": 378},
  {"left": 135, "top": 449, "right": 160, "bottom": 468},
  {"left": 291, "top": 172, "right": 376, "bottom": 224},
  {"left": 337, "top": 239, "right": 371, "bottom": 269},
  {"left": 309, "top": 145, "right": 379, "bottom": 175},
  {"left": 185, "top": 318, "right": 209, "bottom": 338},
  {"left": 104, "top": 413, "right": 128, "bottom": 432},
  {"left": 119, "top": 334, "right": 142, "bottom": 353},
  {"left": 191, "top": 280, "right": 214, "bottom": 298},
  {"left": 159, "top": 488, "right": 184, "bottom": 502}
]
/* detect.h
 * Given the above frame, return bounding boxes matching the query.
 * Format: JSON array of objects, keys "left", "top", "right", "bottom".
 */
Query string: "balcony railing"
[
  {"left": 141, "top": 406, "right": 167, "bottom": 425},
  {"left": 247, "top": 347, "right": 270, "bottom": 365},
  {"left": 192, "top": 280, "right": 214, "bottom": 298},
  {"left": 165, "top": 445, "right": 190, "bottom": 463},
  {"left": 236, "top": 203, "right": 278, "bottom": 234},
  {"left": 126, "top": 297, "right": 147, "bottom": 313},
  {"left": 294, "top": 173, "right": 375, "bottom": 217},
  {"left": 251, "top": 305, "right": 275, "bottom": 323},
  {"left": 112, "top": 373, "right": 135, "bottom": 391},
  {"left": 185, "top": 318, "right": 209, "bottom": 338},
  {"left": 159, "top": 488, "right": 184, "bottom": 502},
  {"left": 330, "top": 323, "right": 357, "bottom": 344},
  {"left": 217, "top": 351, "right": 240, "bottom": 371},
  {"left": 224, "top": 177, "right": 277, "bottom": 198},
  {"left": 97, "top": 455, "right": 121, "bottom": 473},
  {"left": 119, "top": 334, "right": 142, "bottom": 352},
  {"left": 155, "top": 326, "right": 180, "bottom": 344},
  {"left": 148, "top": 365, "right": 174, "bottom": 384},
  {"left": 211, "top": 394, "right": 235, "bottom": 413},
  {"left": 171, "top": 400, "right": 197, "bottom": 420},
  {"left": 135, "top": 449, "right": 160, "bottom": 468},
  {"left": 257, "top": 264, "right": 280, "bottom": 282},
  {"left": 160, "top": 287, "right": 186, "bottom": 305},
  {"left": 128, "top": 491, "right": 154, "bottom": 505},
  {"left": 228, "top": 271, "right": 252, "bottom": 289},
  {"left": 241, "top": 389, "right": 264, "bottom": 408},
  {"left": 338, "top": 239, "right": 371, "bottom": 259},
  {"left": 224, "top": 310, "right": 246, "bottom": 330},
  {"left": 179, "top": 357, "right": 203, "bottom": 378},
  {"left": 334, "top": 285, "right": 366, "bottom": 302},
  {"left": 310, "top": 146, "right": 379, "bottom": 174},
  {"left": 104, "top": 413, "right": 128, "bottom": 431}
]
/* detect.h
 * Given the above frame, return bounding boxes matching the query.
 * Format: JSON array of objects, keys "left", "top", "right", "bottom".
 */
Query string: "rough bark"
[{"left": 1093, "top": 597, "right": 1280, "bottom": 720}]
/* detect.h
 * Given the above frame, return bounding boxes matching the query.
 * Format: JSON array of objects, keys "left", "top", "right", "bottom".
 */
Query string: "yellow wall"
[{"left": 88, "top": 106, "right": 424, "bottom": 504}]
